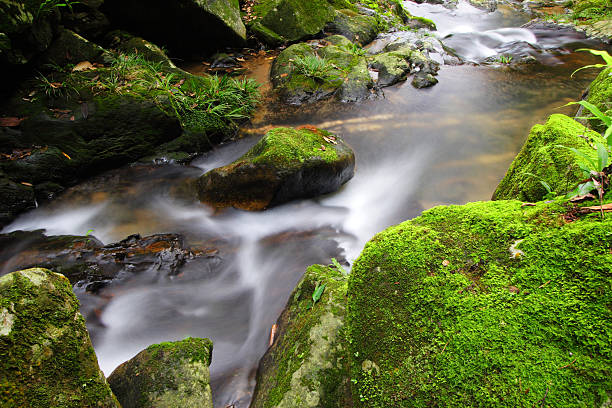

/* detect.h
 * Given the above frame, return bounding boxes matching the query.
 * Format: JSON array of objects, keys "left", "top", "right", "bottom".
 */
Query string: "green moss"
[
  {"left": 571, "top": 0, "right": 612, "bottom": 23},
  {"left": 246, "top": 128, "right": 339, "bottom": 166},
  {"left": 253, "top": 0, "right": 335, "bottom": 42},
  {"left": 493, "top": 114, "right": 605, "bottom": 202},
  {"left": 0, "top": 268, "right": 118, "bottom": 408},
  {"left": 585, "top": 66, "right": 612, "bottom": 134},
  {"left": 251, "top": 264, "right": 351, "bottom": 408},
  {"left": 348, "top": 200, "right": 612, "bottom": 407}
]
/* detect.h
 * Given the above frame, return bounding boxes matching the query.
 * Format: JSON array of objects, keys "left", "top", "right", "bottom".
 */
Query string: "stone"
[
  {"left": 325, "top": 9, "right": 381, "bottom": 46},
  {"left": 251, "top": 264, "right": 351, "bottom": 408},
  {"left": 585, "top": 66, "right": 611, "bottom": 134},
  {"left": 41, "top": 28, "right": 107, "bottom": 67},
  {"left": 0, "top": 268, "right": 119, "bottom": 407},
  {"left": 197, "top": 127, "right": 355, "bottom": 210},
  {"left": 108, "top": 337, "right": 213, "bottom": 408}
]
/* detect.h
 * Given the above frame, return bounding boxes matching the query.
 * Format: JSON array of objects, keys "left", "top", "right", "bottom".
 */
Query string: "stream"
[{"left": 1, "top": 1, "right": 608, "bottom": 407}]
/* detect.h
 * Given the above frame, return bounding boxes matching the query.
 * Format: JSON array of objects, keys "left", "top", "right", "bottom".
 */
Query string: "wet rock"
[
  {"left": 411, "top": 72, "right": 438, "bottom": 88},
  {"left": 41, "top": 28, "right": 108, "bottom": 69},
  {"left": 0, "top": 268, "right": 119, "bottom": 407},
  {"left": 347, "top": 199, "right": 612, "bottom": 406},
  {"left": 108, "top": 337, "right": 213, "bottom": 408},
  {"left": 251, "top": 0, "right": 335, "bottom": 44},
  {"left": 585, "top": 66, "right": 611, "bottom": 134},
  {"left": 210, "top": 52, "right": 239, "bottom": 69},
  {"left": 0, "top": 230, "right": 215, "bottom": 290},
  {"left": 493, "top": 114, "right": 605, "bottom": 201},
  {"left": 325, "top": 9, "right": 381, "bottom": 46},
  {"left": 249, "top": 21, "right": 285, "bottom": 47},
  {"left": 270, "top": 36, "right": 374, "bottom": 104},
  {"left": 251, "top": 264, "right": 350, "bottom": 408},
  {"left": 105, "top": 30, "right": 175, "bottom": 68},
  {"left": 369, "top": 53, "right": 411, "bottom": 87},
  {"left": 467, "top": 0, "right": 497, "bottom": 12},
  {"left": 0, "top": 174, "right": 36, "bottom": 227},
  {"left": 197, "top": 127, "right": 355, "bottom": 210},
  {"left": 100, "top": 0, "right": 246, "bottom": 56}
]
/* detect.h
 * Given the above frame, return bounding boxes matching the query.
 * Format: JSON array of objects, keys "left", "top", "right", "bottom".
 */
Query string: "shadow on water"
[{"left": 1, "top": 1, "right": 609, "bottom": 406}]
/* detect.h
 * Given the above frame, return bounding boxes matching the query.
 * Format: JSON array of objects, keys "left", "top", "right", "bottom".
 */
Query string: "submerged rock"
[
  {"left": 493, "top": 114, "right": 604, "bottom": 202},
  {"left": 251, "top": 264, "right": 350, "bottom": 408},
  {"left": 108, "top": 337, "right": 213, "bottom": 408},
  {"left": 348, "top": 199, "right": 612, "bottom": 406},
  {"left": 197, "top": 127, "right": 355, "bottom": 210},
  {"left": 100, "top": 0, "right": 246, "bottom": 56},
  {"left": 0, "top": 268, "right": 119, "bottom": 407}
]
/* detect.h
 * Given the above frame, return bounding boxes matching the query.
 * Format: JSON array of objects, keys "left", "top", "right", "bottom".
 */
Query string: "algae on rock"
[
  {"left": 0, "top": 268, "right": 119, "bottom": 408},
  {"left": 493, "top": 114, "right": 605, "bottom": 202},
  {"left": 251, "top": 264, "right": 351, "bottom": 408},
  {"left": 585, "top": 66, "right": 612, "bottom": 134},
  {"left": 197, "top": 126, "right": 355, "bottom": 210},
  {"left": 108, "top": 337, "right": 214, "bottom": 408},
  {"left": 347, "top": 200, "right": 612, "bottom": 407}
]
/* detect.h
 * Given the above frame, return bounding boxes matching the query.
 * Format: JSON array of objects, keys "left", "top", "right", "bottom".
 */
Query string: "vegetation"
[{"left": 291, "top": 55, "right": 339, "bottom": 85}]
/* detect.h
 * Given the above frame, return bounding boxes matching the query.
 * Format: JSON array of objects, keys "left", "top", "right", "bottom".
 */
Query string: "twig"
[
  {"left": 441, "top": 337, "right": 452, "bottom": 354},
  {"left": 538, "top": 386, "right": 549, "bottom": 407},
  {"left": 558, "top": 358, "right": 576, "bottom": 370},
  {"left": 537, "top": 280, "right": 551, "bottom": 289}
]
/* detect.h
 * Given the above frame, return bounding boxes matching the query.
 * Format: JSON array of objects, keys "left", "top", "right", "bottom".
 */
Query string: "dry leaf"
[
  {"left": 49, "top": 82, "right": 63, "bottom": 89},
  {"left": 442, "top": 260, "right": 450, "bottom": 266},
  {"left": 236, "top": 57, "right": 245, "bottom": 62},
  {"left": 320, "top": 144, "right": 326, "bottom": 151},
  {"left": 280, "top": 73, "right": 288, "bottom": 78},
  {"left": 61, "top": 151, "right": 72, "bottom": 160},
  {"left": 20, "top": 182, "right": 33, "bottom": 186},
  {"left": 521, "top": 203, "right": 536, "bottom": 207},
  {"left": 0, "top": 117, "right": 26, "bottom": 127},
  {"left": 570, "top": 193, "right": 595, "bottom": 203},
  {"left": 70, "top": 115, "right": 75, "bottom": 121},
  {"left": 72, "top": 61, "right": 94, "bottom": 72},
  {"left": 580, "top": 203, "right": 612, "bottom": 212}
]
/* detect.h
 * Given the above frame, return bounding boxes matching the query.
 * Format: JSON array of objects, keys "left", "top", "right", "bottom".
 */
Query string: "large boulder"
[
  {"left": 197, "top": 126, "right": 355, "bottom": 210},
  {"left": 0, "top": 268, "right": 119, "bottom": 407},
  {"left": 107, "top": 337, "right": 213, "bottom": 408},
  {"left": 493, "top": 114, "right": 604, "bottom": 201},
  {"left": 347, "top": 200, "right": 612, "bottom": 407},
  {"left": 100, "top": 0, "right": 246, "bottom": 56},
  {"left": 251, "top": 0, "right": 335, "bottom": 44},
  {"left": 270, "top": 36, "right": 374, "bottom": 105},
  {"left": 251, "top": 264, "right": 350, "bottom": 408},
  {"left": 325, "top": 9, "right": 381, "bottom": 46}
]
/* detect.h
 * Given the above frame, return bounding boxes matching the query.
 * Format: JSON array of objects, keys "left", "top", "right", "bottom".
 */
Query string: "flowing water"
[{"left": 1, "top": 1, "right": 609, "bottom": 407}]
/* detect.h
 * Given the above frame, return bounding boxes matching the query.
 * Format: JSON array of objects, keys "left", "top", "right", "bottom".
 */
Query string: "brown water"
[{"left": 2, "top": 1, "right": 610, "bottom": 407}]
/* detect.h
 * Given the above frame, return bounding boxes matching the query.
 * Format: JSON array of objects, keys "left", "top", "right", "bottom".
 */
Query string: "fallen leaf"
[
  {"left": 0, "top": 117, "right": 26, "bottom": 127},
  {"left": 173, "top": 79, "right": 185, "bottom": 88},
  {"left": 91, "top": 75, "right": 100, "bottom": 81},
  {"left": 70, "top": 115, "right": 75, "bottom": 121},
  {"left": 49, "top": 82, "right": 63, "bottom": 89},
  {"left": 61, "top": 151, "right": 72, "bottom": 160},
  {"left": 442, "top": 259, "right": 450, "bottom": 266},
  {"left": 269, "top": 323, "right": 278, "bottom": 346},
  {"left": 570, "top": 193, "right": 595, "bottom": 203},
  {"left": 280, "top": 73, "right": 288, "bottom": 78},
  {"left": 28, "top": 90, "right": 36, "bottom": 97},
  {"left": 72, "top": 61, "right": 94, "bottom": 72},
  {"left": 20, "top": 182, "right": 32, "bottom": 186},
  {"left": 320, "top": 144, "right": 326, "bottom": 151},
  {"left": 236, "top": 57, "right": 245, "bottom": 62},
  {"left": 521, "top": 203, "right": 536, "bottom": 207},
  {"left": 580, "top": 203, "right": 612, "bottom": 212}
]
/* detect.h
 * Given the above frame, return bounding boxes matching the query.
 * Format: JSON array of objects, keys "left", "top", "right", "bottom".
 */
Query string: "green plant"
[
  {"left": 341, "top": 42, "right": 366, "bottom": 57},
  {"left": 292, "top": 55, "right": 338, "bottom": 84},
  {"left": 331, "top": 258, "right": 348, "bottom": 276},
  {"left": 312, "top": 282, "right": 326, "bottom": 305},
  {"left": 37, "top": 0, "right": 79, "bottom": 18},
  {"left": 571, "top": 49, "right": 612, "bottom": 77},
  {"left": 497, "top": 55, "right": 513, "bottom": 64},
  {"left": 521, "top": 172, "right": 557, "bottom": 199}
]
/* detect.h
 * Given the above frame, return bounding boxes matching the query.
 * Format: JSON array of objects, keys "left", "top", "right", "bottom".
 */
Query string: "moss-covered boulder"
[
  {"left": 100, "top": 0, "right": 246, "bottom": 56},
  {"left": 251, "top": 0, "right": 335, "bottom": 44},
  {"left": 493, "top": 114, "right": 604, "bottom": 201},
  {"left": 108, "top": 337, "right": 213, "bottom": 408},
  {"left": 369, "top": 52, "right": 411, "bottom": 87},
  {"left": 41, "top": 27, "right": 108, "bottom": 67},
  {"left": 197, "top": 127, "right": 355, "bottom": 210},
  {"left": 105, "top": 30, "right": 175, "bottom": 68},
  {"left": 348, "top": 200, "right": 612, "bottom": 407},
  {"left": 325, "top": 9, "right": 382, "bottom": 46},
  {"left": 251, "top": 264, "right": 351, "bottom": 408},
  {"left": 270, "top": 36, "right": 374, "bottom": 104},
  {"left": 0, "top": 268, "right": 119, "bottom": 407},
  {"left": 585, "top": 66, "right": 611, "bottom": 134}
]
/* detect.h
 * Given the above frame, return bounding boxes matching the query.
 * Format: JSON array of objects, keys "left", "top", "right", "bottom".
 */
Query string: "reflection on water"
[{"left": 1, "top": 1, "right": 608, "bottom": 406}]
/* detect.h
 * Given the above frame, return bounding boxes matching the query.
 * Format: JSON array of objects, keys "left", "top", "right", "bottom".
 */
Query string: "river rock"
[
  {"left": 251, "top": 264, "right": 350, "bottom": 408},
  {"left": 584, "top": 66, "right": 611, "bottom": 134},
  {"left": 0, "top": 173, "right": 36, "bottom": 226},
  {"left": 197, "top": 126, "right": 355, "bottom": 210},
  {"left": 325, "top": 9, "right": 381, "bottom": 46},
  {"left": 100, "top": 0, "right": 246, "bottom": 56},
  {"left": 108, "top": 337, "right": 213, "bottom": 408},
  {"left": 492, "top": 114, "right": 604, "bottom": 202},
  {"left": 347, "top": 199, "right": 612, "bottom": 406},
  {"left": 0, "top": 268, "right": 119, "bottom": 407},
  {"left": 104, "top": 30, "right": 176, "bottom": 68},
  {"left": 270, "top": 36, "right": 374, "bottom": 104},
  {"left": 41, "top": 27, "right": 108, "bottom": 67},
  {"left": 251, "top": 0, "right": 335, "bottom": 44}
]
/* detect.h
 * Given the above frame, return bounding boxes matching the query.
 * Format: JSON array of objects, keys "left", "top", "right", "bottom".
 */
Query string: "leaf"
[
  {"left": 570, "top": 193, "right": 595, "bottom": 202},
  {"left": 331, "top": 258, "right": 347, "bottom": 275},
  {"left": 596, "top": 142, "right": 608, "bottom": 171},
  {"left": 81, "top": 102, "right": 88, "bottom": 119},
  {"left": 72, "top": 61, "right": 94, "bottom": 72},
  {"left": 49, "top": 82, "right": 63, "bottom": 89},
  {"left": 61, "top": 151, "right": 71, "bottom": 160},
  {"left": 20, "top": 182, "right": 33, "bottom": 186},
  {"left": 312, "top": 283, "right": 326, "bottom": 304},
  {"left": 556, "top": 145, "right": 598, "bottom": 172},
  {"left": 580, "top": 203, "right": 612, "bottom": 212},
  {"left": 576, "top": 48, "right": 612, "bottom": 65},
  {"left": 578, "top": 180, "right": 596, "bottom": 195},
  {"left": 0, "top": 117, "right": 26, "bottom": 127},
  {"left": 563, "top": 101, "right": 611, "bottom": 127},
  {"left": 280, "top": 73, "right": 288, "bottom": 78}
]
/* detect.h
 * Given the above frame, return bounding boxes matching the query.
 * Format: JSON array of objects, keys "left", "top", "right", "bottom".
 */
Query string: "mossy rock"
[
  {"left": 108, "top": 337, "right": 213, "bottom": 408},
  {"left": 0, "top": 268, "right": 119, "bottom": 407},
  {"left": 0, "top": 173, "right": 35, "bottom": 227},
  {"left": 467, "top": 0, "right": 497, "bottom": 11},
  {"left": 196, "top": 127, "right": 355, "bottom": 210},
  {"left": 369, "top": 52, "right": 410, "bottom": 87},
  {"left": 252, "top": 0, "right": 335, "bottom": 43},
  {"left": 585, "top": 66, "right": 611, "bottom": 134},
  {"left": 325, "top": 9, "right": 382, "bottom": 46},
  {"left": 41, "top": 27, "right": 108, "bottom": 67},
  {"left": 493, "top": 114, "right": 604, "bottom": 201},
  {"left": 249, "top": 21, "right": 285, "bottom": 47},
  {"left": 251, "top": 264, "right": 351, "bottom": 408},
  {"left": 100, "top": 0, "right": 246, "bottom": 56},
  {"left": 105, "top": 30, "right": 175, "bottom": 68},
  {"left": 347, "top": 200, "right": 612, "bottom": 407}
]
